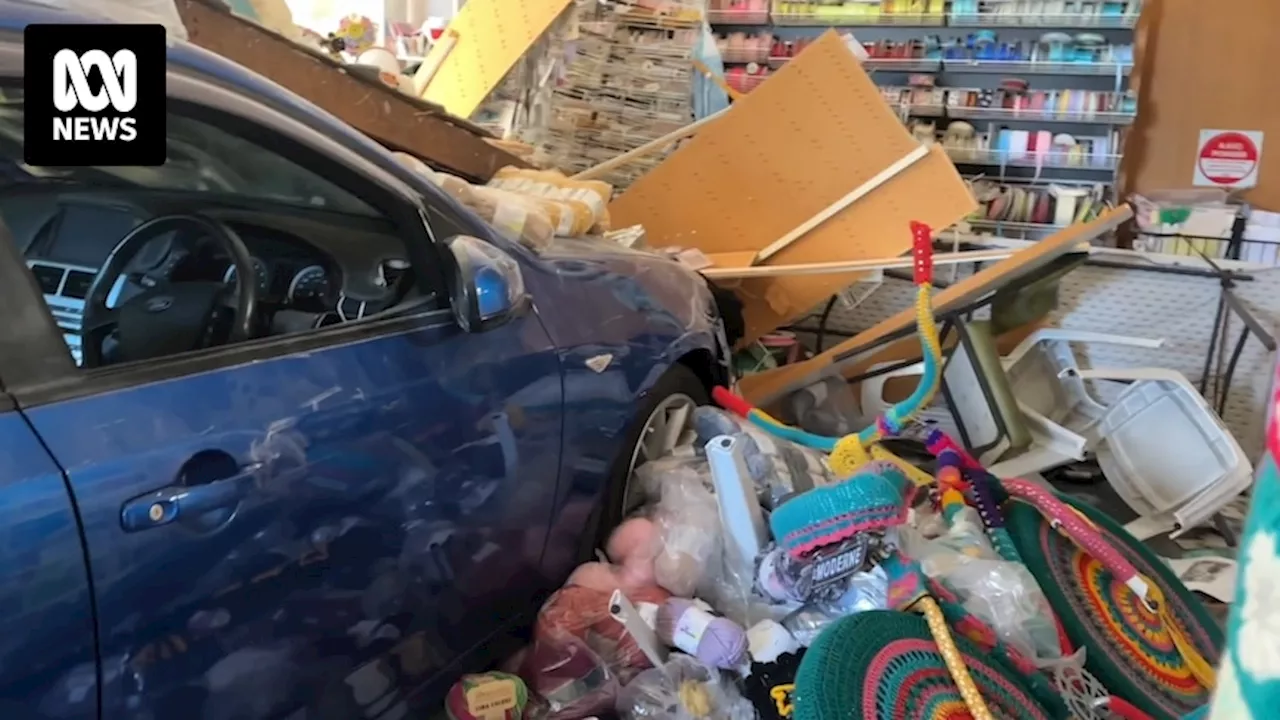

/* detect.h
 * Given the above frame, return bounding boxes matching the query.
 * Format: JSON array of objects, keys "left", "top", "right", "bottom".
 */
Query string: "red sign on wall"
[{"left": 1194, "top": 130, "right": 1264, "bottom": 188}]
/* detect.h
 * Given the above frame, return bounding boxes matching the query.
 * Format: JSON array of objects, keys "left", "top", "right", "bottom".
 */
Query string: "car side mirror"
[{"left": 445, "top": 235, "right": 528, "bottom": 332}]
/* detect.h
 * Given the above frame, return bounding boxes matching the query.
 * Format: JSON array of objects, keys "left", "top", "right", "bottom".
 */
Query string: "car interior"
[{"left": 0, "top": 87, "right": 438, "bottom": 368}]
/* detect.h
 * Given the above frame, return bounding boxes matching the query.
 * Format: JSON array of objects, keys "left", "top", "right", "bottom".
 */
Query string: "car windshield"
[{"left": 0, "top": 87, "right": 379, "bottom": 216}]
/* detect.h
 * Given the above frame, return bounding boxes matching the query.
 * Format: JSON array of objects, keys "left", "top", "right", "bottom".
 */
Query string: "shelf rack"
[{"left": 711, "top": 0, "right": 1141, "bottom": 245}]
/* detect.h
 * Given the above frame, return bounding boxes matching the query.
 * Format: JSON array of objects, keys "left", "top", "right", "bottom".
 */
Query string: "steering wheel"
[{"left": 81, "top": 214, "right": 259, "bottom": 368}]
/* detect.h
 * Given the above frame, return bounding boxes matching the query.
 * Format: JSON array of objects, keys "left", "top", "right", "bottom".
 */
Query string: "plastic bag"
[
  {"left": 487, "top": 167, "right": 613, "bottom": 237},
  {"left": 691, "top": 407, "right": 834, "bottom": 508},
  {"left": 535, "top": 586, "right": 668, "bottom": 679},
  {"left": 24, "top": 0, "right": 187, "bottom": 39},
  {"left": 777, "top": 565, "right": 888, "bottom": 646},
  {"left": 616, "top": 655, "right": 754, "bottom": 720},
  {"left": 519, "top": 630, "right": 618, "bottom": 720},
  {"left": 389, "top": 154, "right": 555, "bottom": 252},
  {"left": 631, "top": 452, "right": 712, "bottom": 507},
  {"left": 784, "top": 376, "right": 868, "bottom": 438},
  {"left": 652, "top": 476, "right": 722, "bottom": 597},
  {"left": 899, "top": 517, "right": 1061, "bottom": 662},
  {"left": 468, "top": 185, "right": 557, "bottom": 251}
]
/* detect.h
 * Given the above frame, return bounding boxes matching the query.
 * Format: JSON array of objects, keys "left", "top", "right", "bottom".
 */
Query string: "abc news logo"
[
  {"left": 25, "top": 24, "right": 166, "bottom": 167},
  {"left": 53, "top": 49, "right": 139, "bottom": 142}
]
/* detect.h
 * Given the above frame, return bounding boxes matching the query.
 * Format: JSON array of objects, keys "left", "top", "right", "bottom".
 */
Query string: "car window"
[
  {"left": 0, "top": 87, "right": 434, "bottom": 370},
  {"left": 0, "top": 86, "right": 377, "bottom": 216}
]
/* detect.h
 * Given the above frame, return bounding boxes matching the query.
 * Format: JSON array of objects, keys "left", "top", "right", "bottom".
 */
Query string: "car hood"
[
  {"left": 541, "top": 237, "right": 714, "bottom": 321},
  {"left": 520, "top": 236, "right": 718, "bottom": 360}
]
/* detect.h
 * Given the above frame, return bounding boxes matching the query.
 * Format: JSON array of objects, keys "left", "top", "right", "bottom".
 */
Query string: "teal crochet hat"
[
  {"left": 769, "top": 461, "right": 910, "bottom": 558},
  {"left": 793, "top": 610, "right": 1066, "bottom": 720}
]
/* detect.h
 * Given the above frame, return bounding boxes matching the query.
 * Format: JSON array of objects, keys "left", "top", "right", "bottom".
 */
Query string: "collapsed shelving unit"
[
  {"left": 706, "top": 0, "right": 1142, "bottom": 246},
  {"left": 531, "top": 0, "right": 706, "bottom": 189}
]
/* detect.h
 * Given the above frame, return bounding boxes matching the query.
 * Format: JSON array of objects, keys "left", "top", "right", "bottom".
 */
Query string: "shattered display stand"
[{"left": 533, "top": 1, "right": 704, "bottom": 189}]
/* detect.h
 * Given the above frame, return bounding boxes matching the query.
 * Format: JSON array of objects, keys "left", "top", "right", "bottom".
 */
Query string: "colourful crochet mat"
[
  {"left": 793, "top": 610, "right": 1066, "bottom": 720},
  {"left": 1005, "top": 494, "right": 1224, "bottom": 720}
]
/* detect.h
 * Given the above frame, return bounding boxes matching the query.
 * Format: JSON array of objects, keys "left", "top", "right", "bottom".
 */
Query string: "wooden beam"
[
  {"left": 176, "top": 0, "right": 526, "bottom": 182},
  {"left": 737, "top": 205, "right": 1133, "bottom": 405}
]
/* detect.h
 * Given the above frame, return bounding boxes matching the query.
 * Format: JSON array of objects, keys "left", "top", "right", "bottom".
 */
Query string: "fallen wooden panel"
[
  {"left": 738, "top": 205, "right": 1133, "bottom": 405},
  {"left": 609, "top": 31, "right": 975, "bottom": 346},
  {"left": 176, "top": 0, "right": 525, "bottom": 182},
  {"left": 417, "top": 0, "right": 573, "bottom": 118}
]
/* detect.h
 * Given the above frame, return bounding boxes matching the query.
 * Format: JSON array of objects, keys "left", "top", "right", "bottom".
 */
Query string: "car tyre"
[{"left": 584, "top": 363, "right": 710, "bottom": 555}]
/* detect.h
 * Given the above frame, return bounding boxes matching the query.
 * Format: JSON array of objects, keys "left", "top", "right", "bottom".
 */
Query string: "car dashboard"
[{"left": 18, "top": 196, "right": 413, "bottom": 366}]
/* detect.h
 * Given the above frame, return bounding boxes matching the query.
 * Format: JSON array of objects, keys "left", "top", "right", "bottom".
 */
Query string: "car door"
[
  {"left": 0, "top": 312, "right": 98, "bottom": 720},
  {"left": 0, "top": 65, "right": 563, "bottom": 720}
]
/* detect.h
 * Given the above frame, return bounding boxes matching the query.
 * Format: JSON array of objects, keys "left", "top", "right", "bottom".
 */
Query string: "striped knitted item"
[
  {"left": 794, "top": 611, "right": 1066, "bottom": 720},
  {"left": 769, "top": 461, "right": 909, "bottom": 558}
]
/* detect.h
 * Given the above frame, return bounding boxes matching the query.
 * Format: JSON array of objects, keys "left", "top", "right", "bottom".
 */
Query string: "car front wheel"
[{"left": 592, "top": 364, "right": 710, "bottom": 550}]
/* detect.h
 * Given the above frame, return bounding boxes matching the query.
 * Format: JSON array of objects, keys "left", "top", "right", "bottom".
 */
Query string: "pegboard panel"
[
  {"left": 420, "top": 0, "right": 573, "bottom": 119},
  {"left": 799, "top": 263, "right": 1280, "bottom": 460},
  {"left": 609, "top": 30, "right": 974, "bottom": 346}
]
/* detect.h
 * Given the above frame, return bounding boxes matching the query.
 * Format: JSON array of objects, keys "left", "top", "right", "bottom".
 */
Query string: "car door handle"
[{"left": 121, "top": 471, "right": 254, "bottom": 533}]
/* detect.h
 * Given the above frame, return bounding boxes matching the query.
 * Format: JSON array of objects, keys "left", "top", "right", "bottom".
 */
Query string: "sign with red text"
[{"left": 1194, "top": 129, "right": 1264, "bottom": 189}]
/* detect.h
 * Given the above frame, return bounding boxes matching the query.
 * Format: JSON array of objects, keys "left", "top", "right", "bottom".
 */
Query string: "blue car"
[{"left": 0, "top": 5, "right": 728, "bottom": 718}]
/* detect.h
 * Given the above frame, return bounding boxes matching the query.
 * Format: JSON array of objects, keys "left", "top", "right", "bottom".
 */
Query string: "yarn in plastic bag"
[{"left": 616, "top": 655, "right": 755, "bottom": 720}]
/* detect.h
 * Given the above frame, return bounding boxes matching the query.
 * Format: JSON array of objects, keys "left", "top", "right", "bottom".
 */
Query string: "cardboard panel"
[
  {"left": 420, "top": 0, "right": 573, "bottom": 119},
  {"left": 738, "top": 205, "right": 1133, "bottom": 404},
  {"left": 609, "top": 31, "right": 975, "bottom": 345}
]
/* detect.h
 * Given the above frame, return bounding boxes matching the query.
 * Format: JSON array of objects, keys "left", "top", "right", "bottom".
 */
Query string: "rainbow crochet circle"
[
  {"left": 1005, "top": 495, "right": 1223, "bottom": 720},
  {"left": 794, "top": 611, "right": 1066, "bottom": 720}
]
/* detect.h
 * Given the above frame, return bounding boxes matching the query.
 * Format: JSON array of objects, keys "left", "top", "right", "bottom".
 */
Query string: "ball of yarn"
[
  {"left": 444, "top": 672, "right": 528, "bottom": 720},
  {"left": 654, "top": 598, "right": 748, "bottom": 669},
  {"left": 537, "top": 585, "right": 670, "bottom": 671},
  {"left": 654, "top": 551, "right": 702, "bottom": 597},
  {"left": 606, "top": 517, "right": 659, "bottom": 588}
]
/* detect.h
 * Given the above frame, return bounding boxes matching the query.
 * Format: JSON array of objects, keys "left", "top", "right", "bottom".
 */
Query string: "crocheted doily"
[
  {"left": 793, "top": 611, "right": 1066, "bottom": 720},
  {"left": 1005, "top": 494, "right": 1223, "bottom": 720}
]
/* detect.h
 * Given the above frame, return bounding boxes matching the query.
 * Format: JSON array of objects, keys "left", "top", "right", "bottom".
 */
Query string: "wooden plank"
[
  {"left": 737, "top": 205, "right": 1133, "bottom": 404},
  {"left": 754, "top": 144, "right": 930, "bottom": 264},
  {"left": 701, "top": 249, "right": 1014, "bottom": 279},
  {"left": 704, "top": 251, "right": 761, "bottom": 270},
  {"left": 176, "top": 0, "right": 526, "bottom": 182},
  {"left": 572, "top": 109, "right": 729, "bottom": 182}
]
